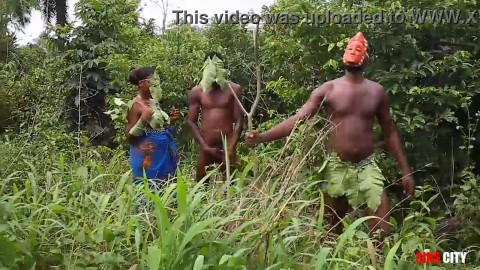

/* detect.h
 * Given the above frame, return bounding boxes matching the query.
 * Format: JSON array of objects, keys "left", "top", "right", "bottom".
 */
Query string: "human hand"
[
  {"left": 402, "top": 175, "right": 415, "bottom": 198},
  {"left": 140, "top": 107, "right": 154, "bottom": 122},
  {"left": 245, "top": 130, "right": 262, "bottom": 148},
  {"left": 169, "top": 107, "right": 181, "bottom": 124},
  {"left": 204, "top": 146, "right": 224, "bottom": 160}
]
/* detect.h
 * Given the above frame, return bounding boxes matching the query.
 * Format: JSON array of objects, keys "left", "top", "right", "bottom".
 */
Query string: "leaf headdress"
[{"left": 200, "top": 55, "right": 228, "bottom": 92}]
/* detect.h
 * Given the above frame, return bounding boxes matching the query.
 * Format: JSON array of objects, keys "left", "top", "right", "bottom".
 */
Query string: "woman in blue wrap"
[{"left": 124, "top": 67, "right": 180, "bottom": 194}]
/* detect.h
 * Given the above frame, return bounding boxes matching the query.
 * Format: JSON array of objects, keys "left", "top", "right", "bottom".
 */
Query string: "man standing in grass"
[
  {"left": 245, "top": 32, "right": 415, "bottom": 236},
  {"left": 187, "top": 52, "right": 244, "bottom": 185}
]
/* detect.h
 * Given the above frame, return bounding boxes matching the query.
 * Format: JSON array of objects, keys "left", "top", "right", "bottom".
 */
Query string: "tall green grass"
[{"left": 0, "top": 121, "right": 478, "bottom": 269}]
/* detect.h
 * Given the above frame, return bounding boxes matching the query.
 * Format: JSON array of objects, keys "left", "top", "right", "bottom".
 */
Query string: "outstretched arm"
[
  {"left": 376, "top": 87, "right": 415, "bottom": 196},
  {"left": 186, "top": 87, "right": 209, "bottom": 150},
  {"left": 256, "top": 83, "right": 330, "bottom": 143}
]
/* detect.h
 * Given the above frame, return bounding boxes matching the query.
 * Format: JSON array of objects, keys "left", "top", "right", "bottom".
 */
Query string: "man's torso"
[
  {"left": 322, "top": 77, "right": 384, "bottom": 163},
  {"left": 198, "top": 82, "right": 238, "bottom": 145}
]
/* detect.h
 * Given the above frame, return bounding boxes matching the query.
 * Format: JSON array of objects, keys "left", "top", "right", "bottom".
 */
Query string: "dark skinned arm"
[
  {"left": 256, "top": 84, "right": 329, "bottom": 143},
  {"left": 229, "top": 84, "right": 244, "bottom": 150},
  {"left": 186, "top": 87, "right": 209, "bottom": 150},
  {"left": 124, "top": 103, "right": 143, "bottom": 145},
  {"left": 377, "top": 87, "right": 415, "bottom": 197},
  {"left": 166, "top": 107, "right": 180, "bottom": 132},
  {"left": 376, "top": 88, "right": 411, "bottom": 177},
  {"left": 376, "top": 87, "right": 415, "bottom": 197}
]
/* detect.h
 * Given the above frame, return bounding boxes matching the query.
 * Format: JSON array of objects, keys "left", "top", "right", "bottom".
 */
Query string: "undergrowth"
[{"left": 0, "top": 120, "right": 479, "bottom": 269}]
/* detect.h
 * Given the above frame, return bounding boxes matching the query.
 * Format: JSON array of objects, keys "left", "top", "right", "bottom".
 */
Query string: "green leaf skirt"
[{"left": 321, "top": 152, "right": 385, "bottom": 212}]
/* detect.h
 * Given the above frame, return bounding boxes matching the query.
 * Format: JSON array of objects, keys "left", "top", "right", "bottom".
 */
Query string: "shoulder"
[
  {"left": 130, "top": 98, "right": 143, "bottom": 112},
  {"left": 364, "top": 79, "right": 386, "bottom": 94},
  {"left": 312, "top": 80, "right": 334, "bottom": 97},
  {"left": 365, "top": 79, "right": 384, "bottom": 91},
  {"left": 366, "top": 79, "right": 389, "bottom": 104},
  {"left": 190, "top": 85, "right": 203, "bottom": 93},
  {"left": 227, "top": 81, "right": 241, "bottom": 92},
  {"left": 228, "top": 81, "right": 240, "bottom": 88},
  {"left": 126, "top": 100, "right": 142, "bottom": 119},
  {"left": 188, "top": 86, "right": 203, "bottom": 99}
]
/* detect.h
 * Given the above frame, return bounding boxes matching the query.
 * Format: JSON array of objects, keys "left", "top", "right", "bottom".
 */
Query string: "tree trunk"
[
  {"left": 160, "top": 0, "right": 168, "bottom": 34},
  {"left": 55, "top": 0, "right": 67, "bottom": 25}
]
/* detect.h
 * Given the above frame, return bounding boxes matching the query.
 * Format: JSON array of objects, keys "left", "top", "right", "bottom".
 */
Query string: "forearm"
[
  {"left": 187, "top": 120, "right": 208, "bottom": 149},
  {"left": 125, "top": 118, "right": 146, "bottom": 145},
  {"left": 259, "top": 117, "right": 297, "bottom": 143},
  {"left": 166, "top": 121, "right": 177, "bottom": 130},
  {"left": 126, "top": 133, "right": 140, "bottom": 145},
  {"left": 385, "top": 132, "right": 412, "bottom": 176},
  {"left": 230, "top": 121, "right": 243, "bottom": 145}
]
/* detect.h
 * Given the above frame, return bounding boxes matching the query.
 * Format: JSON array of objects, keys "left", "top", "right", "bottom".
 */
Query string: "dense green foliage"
[{"left": 2, "top": 0, "right": 480, "bottom": 268}]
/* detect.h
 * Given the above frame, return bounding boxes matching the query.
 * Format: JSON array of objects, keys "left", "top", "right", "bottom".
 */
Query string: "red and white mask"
[{"left": 343, "top": 32, "right": 369, "bottom": 67}]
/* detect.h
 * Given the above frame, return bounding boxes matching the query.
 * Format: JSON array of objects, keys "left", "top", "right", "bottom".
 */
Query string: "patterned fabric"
[{"left": 130, "top": 127, "right": 178, "bottom": 189}]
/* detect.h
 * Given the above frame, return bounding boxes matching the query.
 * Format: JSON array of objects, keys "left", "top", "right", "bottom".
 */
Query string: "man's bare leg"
[
  {"left": 364, "top": 190, "right": 391, "bottom": 239},
  {"left": 196, "top": 151, "right": 209, "bottom": 185},
  {"left": 323, "top": 193, "right": 350, "bottom": 235}
]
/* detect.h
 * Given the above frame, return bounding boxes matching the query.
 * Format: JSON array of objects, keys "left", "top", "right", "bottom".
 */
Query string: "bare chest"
[
  {"left": 324, "top": 88, "right": 380, "bottom": 117},
  {"left": 200, "top": 90, "right": 232, "bottom": 109}
]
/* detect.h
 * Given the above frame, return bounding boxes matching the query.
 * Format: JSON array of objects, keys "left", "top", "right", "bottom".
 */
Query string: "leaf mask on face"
[
  {"left": 150, "top": 74, "right": 162, "bottom": 102},
  {"left": 200, "top": 55, "right": 228, "bottom": 92}
]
